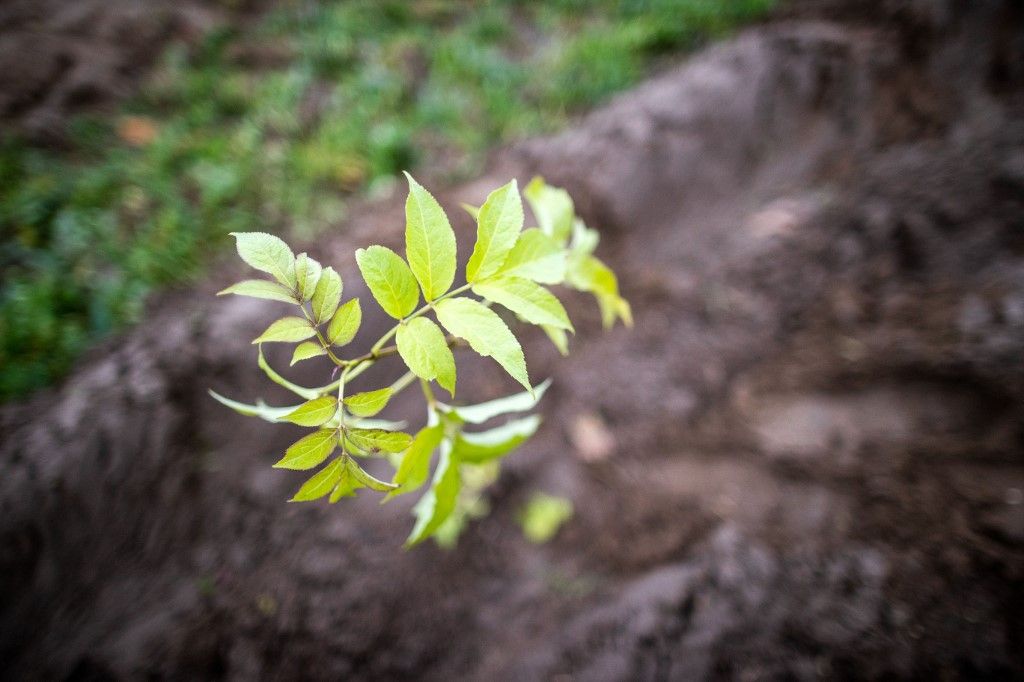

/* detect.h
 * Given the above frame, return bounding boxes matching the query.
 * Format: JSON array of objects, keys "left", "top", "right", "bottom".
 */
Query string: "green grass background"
[{"left": 0, "top": 0, "right": 772, "bottom": 400}]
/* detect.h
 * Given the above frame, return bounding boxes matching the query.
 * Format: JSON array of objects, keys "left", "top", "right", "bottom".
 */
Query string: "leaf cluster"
[{"left": 212, "top": 175, "right": 629, "bottom": 546}]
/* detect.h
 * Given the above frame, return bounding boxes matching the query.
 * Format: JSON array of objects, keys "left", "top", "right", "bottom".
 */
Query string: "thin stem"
[
  {"left": 336, "top": 363, "right": 350, "bottom": 454},
  {"left": 419, "top": 377, "right": 436, "bottom": 408},
  {"left": 367, "top": 283, "right": 472, "bottom": 356},
  {"left": 390, "top": 371, "right": 417, "bottom": 395},
  {"left": 297, "top": 301, "right": 345, "bottom": 367},
  {"left": 345, "top": 334, "right": 462, "bottom": 366},
  {"left": 314, "top": 283, "right": 473, "bottom": 398},
  {"left": 341, "top": 283, "right": 472, "bottom": 381},
  {"left": 343, "top": 336, "right": 465, "bottom": 385}
]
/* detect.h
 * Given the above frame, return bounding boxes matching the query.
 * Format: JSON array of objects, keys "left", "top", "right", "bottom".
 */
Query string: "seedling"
[{"left": 213, "top": 175, "right": 629, "bottom": 546}]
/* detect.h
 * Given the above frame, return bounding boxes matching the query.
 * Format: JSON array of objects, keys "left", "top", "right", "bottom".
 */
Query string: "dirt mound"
[
  {"left": 0, "top": 0, "right": 234, "bottom": 141},
  {"left": 2, "top": 1, "right": 1023, "bottom": 679}
]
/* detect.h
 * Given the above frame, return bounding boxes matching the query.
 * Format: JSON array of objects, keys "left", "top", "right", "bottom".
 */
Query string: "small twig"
[{"left": 345, "top": 334, "right": 464, "bottom": 365}]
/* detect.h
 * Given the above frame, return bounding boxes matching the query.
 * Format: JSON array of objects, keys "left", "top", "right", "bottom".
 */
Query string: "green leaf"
[
  {"left": 257, "top": 346, "right": 328, "bottom": 400},
  {"left": 329, "top": 472, "right": 360, "bottom": 502},
  {"left": 311, "top": 266, "right": 342, "bottom": 323},
  {"left": 208, "top": 390, "right": 302, "bottom": 423},
  {"left": 566, "top": 253, "right": 612, "bottom": 293},
  {"left": 387, "top": 422, "right": 444, "bottom": 499},
  {"left": 567, "top": 254, "right": 632, "bottom": 328},
  {"left": 346, "top": 456, "right": 399, "bottom": 492},
  {"left": 294, "top": 253, "right": 323, "bottom": 301},
  {"left": 291, "top": 341, "right": 326, "bottom": 366},
  {"left": 329, "top": 461, "right": 360, "bottom": 501},
  {"left": 348, "top": 416, "right": 407, "bottom": 431},
  {"left": 252, "top": 317, "right": 315, "bottom": 344},
  {"left": 274, "top": 429, "right": 337, "bottom": 470},
  {"left": 518, "top": 492, "right": 573, "bottom": 543},
  {"left": 440, "top": 378, "right": 550, "bottom": 424},
  {"left": 290, "top": 458, "right": 344, "bottom": 502},
  {"left": 542, "top": 325, "right": 569, "bottom": 355},
  {"left": 281, "top": 396, "right": 339, "bottom": 426},
  {"left": 473, "top": 276, "right": 573, "bottom": 331},
  {"left": 434, "top": 297, "right": 530, "bottom": 392},
  {"left": 343, "top": 388, "right": 392, "bottom": 417},
  {"left": 453, "top": 414, "right": 541, "bottom": 464},
  {"left": 612, "top": 298, "right": 633, "bottom": 328},
  {"left": 406, "top": 443, "right": 461, "bottom": 546},
  {"left": 355, "top": 245, "right": 419, "bottom": 319},
  {"left": 231, "top": 232, "right": 296, "bottom": 288},
  {"left": 570, "top": 218, "right": 600, "bottom": 255},
  {"left": 217, "top": 280, "right": 297, "bottom": 304},
  {"left": 347, "top": 428, "right": 413, "bottom": 454},
  {"left": 466, "top": 179, "right": 523, "bottom": 283},
  {"left": 404, "top": 172, "right": 457, "bottom": 301},
  {"left": 524, "top": 177, "right": 574, "bottom": 243},
  {"left": 460, "top": 203, "right": 480, "bottom": 219},
  {"left": 496, "top": 229, "right": 566, "bottom": 284},
  {"left": 396, "top": 317, "right": 456, "bottom": 397},
  {"left": 327, "top": 298, "right": 361, "bottom": 346}
]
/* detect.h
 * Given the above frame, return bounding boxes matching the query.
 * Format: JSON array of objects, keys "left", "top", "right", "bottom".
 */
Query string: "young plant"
[{"left": 212, "top": 174, "right": 630, "bottom": 546}]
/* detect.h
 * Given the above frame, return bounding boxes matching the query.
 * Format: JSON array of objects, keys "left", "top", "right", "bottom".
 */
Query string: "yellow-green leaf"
[
  {"left": 542, "top": 325, "right": 569, "bottom": 356},
  {"left": 290, "top": 341, "right": 326, "bottom": 366},
  {"left": 311, "top": 266, "right": 342, "bottom": 323},
  {"left": 497, "top": 228, "right": 566, "bottom": 284},
  {"left": 518, "top": 492, "right": 573, "bottom": 543},
  {"left": 274, "top": 429, "right": 337, "bottom": 470},
  {"left": 524, "top": 176, "right": 574, "bottom": 243},
  {"left": 230, "top": 232, "right": 296, "bottom": 288},
  {"left": 252, "top": 316, "right": 315, "bottom": 344},
  {"left": 290, "top": 458, "right": 344, "bottom": 501},
  {"left": 453, "top": 414, "right": 541, "bottom": 464},
  {"left": 443, "top": 378, "right": 551, "bottom": 424},
  {"left": 343, "top": 388, "right": 392, "bottom": 418},
  {"left": 387, "top": 423, "right": 444, "bottom": 499},
  {"left": 404, "top": 172, "right": 457, "bottom": 301},
  {"left": 294, "top": 252, "right": 323, "bottom": 301},
  {"left": 355, "top": 245, "right": 419, "bottom": 319},
  {"left": 570, "top": 219, "right": 600, "bottom": 255},
  {"left": 466, "top": 179, "right": 523, "bottom": 283},
  {"left": 208, "top": 390, "right": 301, "bottom": 423},
  {"left": 257, "top": 346, "right": 325, "bottom": 400},
  {"left": 329, "top": 464, "right": 359, "bottom": 502},
  {"left": 346, "top": 456, "right": 399, "bottom": 492},
  {"left": 406, "top": 444, "right": 460, "bottom": 546},
  {"left": 396, "top": 317, "right": 456, "bottom": 397},
  {"left": 217, "top": 280, "right": 296, "bottom": 304},
  {"left": 567, "top": 254, "right": 632, "bottom": 328},
  {"left": 281, "top": 396, "right": 339, "bottom": 426},
  {"left": 347, "top": 428, "right": 413, "bottom": 454},
  {"left": 434, "top": 297, "right": 530, "bottom": 391},
  {"left": 327, "top": 298, "right": 361, "bottom": 346},
  {"left": 473, "top": 276, "right": 573, "bottom": 331}
]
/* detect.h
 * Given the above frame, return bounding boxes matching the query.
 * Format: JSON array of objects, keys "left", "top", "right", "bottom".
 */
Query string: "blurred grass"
[{"left": 0, "top": 0, "right": 773, "bottom": 400}]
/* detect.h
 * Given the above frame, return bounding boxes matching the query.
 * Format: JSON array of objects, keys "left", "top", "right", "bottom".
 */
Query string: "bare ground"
[
  {"left": 2, "top": 1, "right": 1023, "bottom": 680},
  {"left": 0, "top": 0, "right": 253, "bottom": 142}
]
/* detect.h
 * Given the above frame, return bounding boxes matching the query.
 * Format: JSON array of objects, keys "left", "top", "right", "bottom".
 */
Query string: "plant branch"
[
  {"left": 366, "top": 282, "right": 472, "bottom": 356},
  {"left": 345, "top": 333, "right": 464, "bottom": 367},
  {"left": 390, "top": 371, "right": 417, "bottom": 395},
  {"left": 296, "top": 301, "right": 345, "bottom": 367},
  {"left": 419, "top": 377, "right": 436, "bottom": 408}
]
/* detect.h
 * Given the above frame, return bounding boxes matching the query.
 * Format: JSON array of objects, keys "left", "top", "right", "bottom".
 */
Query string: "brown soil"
[
  {"left": 0, "top": 0, "right": 257, "bottom": 142},
  {"left": 2, "top": 1, "right": 1024, "bottom": 680}
]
